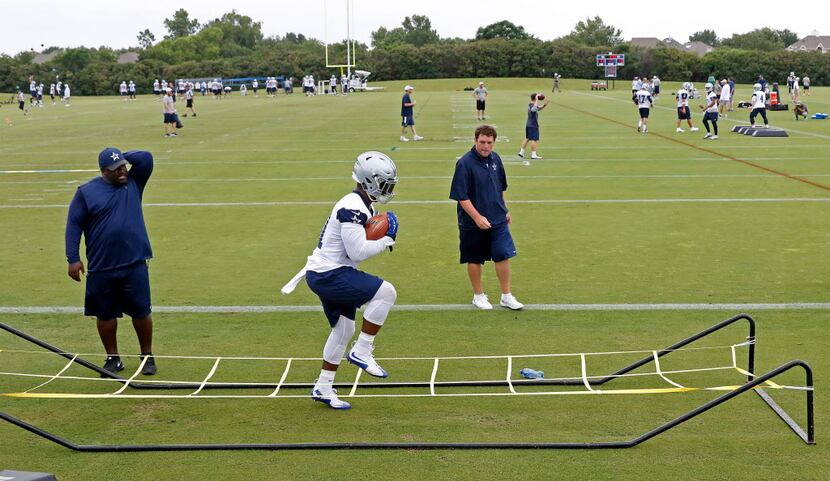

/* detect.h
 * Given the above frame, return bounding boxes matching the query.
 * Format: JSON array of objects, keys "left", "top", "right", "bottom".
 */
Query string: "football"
[
  {"left": 537, "top": 93, "right": 545, "bottom": 100},
  {"left": 365, "top": 212, "right": 389, "bottom": 240}
]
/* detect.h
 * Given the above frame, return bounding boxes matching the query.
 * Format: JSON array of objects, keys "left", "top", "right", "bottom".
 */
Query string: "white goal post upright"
[{"left": 323, "top": 0, "right": 357, "bottom": 78}]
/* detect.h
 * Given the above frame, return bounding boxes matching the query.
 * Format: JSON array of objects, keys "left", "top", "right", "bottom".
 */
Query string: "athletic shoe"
[
  {"left": 140, "top": 354, "right": 157, "bottom": 376},
  {"left": 347, "top": 345, "right": 389, "bottom": 378},
  {"left": 676, "top": 128, "right": 684, "bottom": 133},
  {"left": 531, "top": 154, "right": 542, "bottom": 160},
  {"left": 413, "top": 135, "right": 424, "bottom": 141},
  {"left": 710, "top": 135, "right": 718, "bottom": 140},
  {"left": 703, "top": 133, "right": 712, "bottom": 139},
  {"left": 517, "top": 151, "right": 525, "bottom": 158},
  {"left": 764, "top": 125, "right": 769, "bottom": 128},
  {"left": 472, "top": 293, "right": 493, "bottom": 310},
  {"left": 101, "top": 356, "right": 124, "bottom": 378},
  {"left": 192, "top": 113, "right": 197, "bottom": 117},
  {"left": 500, "top": 293, "right": 525, "bottom": 310},
  {"left": 690, "top": 127, "right": 699, "bottom": 132},
  {"left": 183, "top": 114, "right": 188, "bottom": 117},
  {"left": 637, "top": 125, "right": 641, "bottom": 132},
  {"left": 170, "top": 132, "right": 178, "bottom": 136},
  {"left": 311, "top": 387, "right": 351, "bottom": 410},
  {"left": 165, "top": 133, "right": 172, "bottom": 137},
  {"left": 400, "top": 136, "right": 409, "bottom": 142}
]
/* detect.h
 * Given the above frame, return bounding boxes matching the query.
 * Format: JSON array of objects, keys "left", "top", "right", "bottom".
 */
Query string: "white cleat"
[
  {"left": 499, "top": 293, "right": 524, "bottom": 310},
  {"left": 400, "top": 136, "right": 409, "bottom": 142},
  {"left": 311, "top": 387, "right": 351, "bottom": 410},
  {"left": 517, "top": 151, "right": 525, "bottom": 158},
  {"left": 690, "top": 127, "right": 699, "bottom": 132},
  {"left": 676, "top": 128, "right": 684, "bottom": 133},
  {"left": 703, "top": 133, "right": 712, "bottom": 139},
  {"left": 347, "top": 345, "right": 389, "bottom": 378},
  {"left": 531, "top": 154, "right": 542, "bottom": 160},
  {"left": 413, "top": 135, "right": 424, "bottom": 141},
  {"left": 710, "top": 135, "right": 718, "bottom": 140},
  {"left": 472, "top": 293, "right": 493, "bottom": 310}
]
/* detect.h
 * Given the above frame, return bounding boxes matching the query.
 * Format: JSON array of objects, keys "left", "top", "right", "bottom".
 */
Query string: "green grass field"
[{"left": 1, "top": 78, "right": 828, "bottom": 480}]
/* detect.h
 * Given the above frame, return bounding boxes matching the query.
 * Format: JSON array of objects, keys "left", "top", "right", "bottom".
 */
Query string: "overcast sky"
[{"left": 0, "top": 0, "right": 822, "bottom": 56}]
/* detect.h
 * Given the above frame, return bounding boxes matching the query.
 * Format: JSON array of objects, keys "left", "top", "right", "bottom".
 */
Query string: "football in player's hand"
[
  {"left": 365, "top": 213, "right": 389, "bottom": 240},
  {"left": 537, "top": 94, "right": 546, "bottom": 100}
]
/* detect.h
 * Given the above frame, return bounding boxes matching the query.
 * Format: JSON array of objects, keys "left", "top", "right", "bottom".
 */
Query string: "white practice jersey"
[
  {"left": 120, "top": 83, "right": 127, "bottom": 93},
  {"left": 676, "top": 89, "right": 690, "bottom": 107},
  {"left": 719, "top": 83, "right": 731, "bottom": 101},
  {"left": 634, "top": 88, "right": 653, "bottom": 108},
  {"left": 751, "top": 91, "right": 766, "bottom": 109},
  {"left": 705, "top": 91, "right": 719, "bottom": 113},
  {"left": 304, "top": 192, "right": 393, "bottom": 273}
]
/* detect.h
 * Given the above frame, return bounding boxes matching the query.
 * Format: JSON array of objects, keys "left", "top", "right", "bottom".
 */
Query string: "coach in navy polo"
[
  {"left": 450, "top": 125, "right": 524, "bottom": 311},
  {"left": 65, "top": 147, "right": 157, "bottom": 376}
]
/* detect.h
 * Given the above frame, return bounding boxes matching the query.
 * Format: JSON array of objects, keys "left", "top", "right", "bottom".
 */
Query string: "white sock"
[
  {"left": 354, "top": 331, "right": 375, "bottom": 353},
  {"left": 316, "top": 369, "right": 336, "bottom": 390},
  {"left": 638, "top": 120, "right": 642, "bottom": 127}
]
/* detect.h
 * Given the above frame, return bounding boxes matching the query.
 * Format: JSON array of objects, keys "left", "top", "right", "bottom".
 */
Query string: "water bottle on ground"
[{"left": 519, "top": 368, "right": 544, "bottom": 379}]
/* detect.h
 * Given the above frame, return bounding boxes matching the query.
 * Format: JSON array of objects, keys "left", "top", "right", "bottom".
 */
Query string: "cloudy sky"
[{"left": 0, "top": 0, "right": 821, "bottom": 55}]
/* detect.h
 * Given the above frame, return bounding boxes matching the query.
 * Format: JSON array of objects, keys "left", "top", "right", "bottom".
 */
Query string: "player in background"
[
  {"left": 791, "top": 77, "right": 800, "bottom": 103},
  {"left": 330, "top": 74, "right": 338, "bottom": 95},
  {"left": 341, "top": 74, "right": 348, "bottom": 95},
  {"left": 36, "top": 83, "right": 44, "bottom": 107},
  {"left": 120, "top": 81, "right": 128, "bottom": 101},
  {"left": 62, "top": 83, "right": 71, "bottom": 107},
  {"left": 552, "top": 73, "right": 561, "bottom": 93},
  {"left": 281, "top": 152, "right": 399, "bottom": 410},
  {"left": 473, "top": 81, "right": 488, "bottom": 121},
  {"left": 29, "top": 78, "right": 37, "bottom": 105},
  {"left": 518, "top": 92, "right": 548, "bottom": 164},
  {"left": 652, "top": 75, "right": 661, "bottom": 98},
  {"left": 49, "top": 83, "right": 56, "bottom": 105},
  {"left": 675, "top": 82, "right": 699, "bottom": 133},
  {"left": 631, "top": 76, "right": 640, "bottom": 95},
  {"left": 700, "top": 83, "right": 719, "bottom": 140},
  {"left": 718, "top": 79, "right": 731, "bottom": 118},
  {"left": 17, "top": 89, "right": 28, "bottom": 117},
  {"left": 633, "top": 83, "right": 653, "bottom": 133},
  {"left": 240, "top": 83, "right": 248, "bottom": 96},
  {"left": 153, "top": 79, "right": 161, "bottom": 97},
  {"left": 128, "top": 80, "right": 136, "bottom": 100},
  {"left": 251, "top": 78, "right": 258, "bottom": 96},
  {"left": 400, "top": 85, "right": 423, "bottom": 141},
  {"left": 183, "top": 83, "right": 196, "bottom": 117},
  {"left": 748, "top": 83, "right": 769, "bottom": 128},
  {"left": 802, "top": 75, "right": 811, "bottom": 96}
]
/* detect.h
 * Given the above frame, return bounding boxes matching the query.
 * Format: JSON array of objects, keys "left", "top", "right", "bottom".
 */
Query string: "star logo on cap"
[{"left": 111, "top": 152, "right": 120, "bottom": 161}]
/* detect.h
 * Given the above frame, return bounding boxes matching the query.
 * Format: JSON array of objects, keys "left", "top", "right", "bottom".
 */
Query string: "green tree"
[
  {"left": 371, "top": 26, "right": 406, "bottom": 48},
  {"left": 137, "top": 29, "right": 156, "bottom": 49},
  {"left": 566, "top": 16, "right": 622, "bottom": 47},
  {"left": 206, "top": 10, "right": 263, "bottom": 50},
  {"left": 721, "top": 28, "right": 784, "bottom": 51},
  {"left": 475, "top": 20, "right": 532, "bottom": 40},
  {"left": 689, "top": 30, "right": 719, "bottom": 46},
  {"left": 164, "top": 9, "right": 200, "bottom": 40},
  {"left": 371, "top": 14, "right": 438, "bottom": 48},
  {"left": 776, "top": 29, "right": 799, "bottom": 48}
]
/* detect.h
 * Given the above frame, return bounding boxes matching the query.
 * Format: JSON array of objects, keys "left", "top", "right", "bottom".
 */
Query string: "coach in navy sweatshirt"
[{"left": 65, "top": 147, "right": 157, "bottom": 377}]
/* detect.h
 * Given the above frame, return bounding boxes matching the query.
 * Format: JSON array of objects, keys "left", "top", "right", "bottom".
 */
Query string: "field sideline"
[{"left": 0, "top": 78, "right": 828, "bottom": 480}]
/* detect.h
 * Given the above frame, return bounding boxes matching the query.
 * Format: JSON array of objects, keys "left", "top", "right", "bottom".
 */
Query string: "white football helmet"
[
  {"left": 682, "top": 82, "right": 692, "bottom": 91},
  {"left": 753, "top": 83, "right": 762, "bottom": 91},
  {"left": 705, "top": 83, "right": 714, "bottom": 91},
  {"left": 352, "top": 151, "right": 398, "bottom": 204}
]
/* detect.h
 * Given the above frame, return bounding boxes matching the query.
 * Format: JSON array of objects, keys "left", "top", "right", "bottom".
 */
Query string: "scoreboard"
[{"left": 596, "top": 53, "right": 625, "bottom": 66}]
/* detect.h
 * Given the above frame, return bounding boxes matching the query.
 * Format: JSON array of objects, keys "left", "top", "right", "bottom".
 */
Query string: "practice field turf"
[{"left": 0, "top": 78, "right": 828, "bottom": 480}]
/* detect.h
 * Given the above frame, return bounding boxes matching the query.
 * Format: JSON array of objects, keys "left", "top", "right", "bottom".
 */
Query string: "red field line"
[{"left": 553, "top": 102, "right": 830, "bottom": 193}]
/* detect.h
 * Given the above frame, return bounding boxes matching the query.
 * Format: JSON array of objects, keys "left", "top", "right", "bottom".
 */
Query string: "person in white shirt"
[
  {"left": 473, "top": 81, "right": 488, "bottom": 121},
  {"left": 183, "top": 84, "right": 196, "bottom": 117},
  {"left": 330, "top": 75, "right": 338, "bottom": 95},
  {"left": 62, "top": 84, "right": 71, "bottom": 106},
  {"left": 36, "top": 84, "right": 44, "bottom": 106},
  {"left": 718, "top": 79, "right": 731, "bottom": 118},
  {"left": 700, "top": 83, "right": 719, "bottom": 140},
  {"left": 632, "top": 85, "right": 653, "bottom": 133},
  {"left": 251, "top": 78, "right": 258, "bottom": 96},
  {"left": 791, "top": 77, "right": 800, "bottom": 103},
  {"left": 749, "top": 83, "right": 769, "bottom": 128},
  {"left": 119, "top": 81, "right": 128, "bottom": 101},
  {"left": 281, "top": 152, "right": 399, "bottom": 410},
  {"left": 153, "top": 79, "right": 160, "bottom": 97},
  {"left": 675, "top": 82, "right": 699, "bottom": 133},
  {"left": 652, "top": 75, "right": 661, "bottom": 97},
  {"left": 802, "top": 75, "right": 811, "bottom": 96},
  {"left": 49, "top": 83, "right": 56, "bottom": 105},
  {"left": 162, "top": 88, "right": 178, "bottom": 136},
  {"left": 128, "top": 81, "right": 136, "bottom": 100},
  {"left": 341, "top": 74, "right": 348, "bottom": 95},
  {"left": 240, "top": 83, "right": 247, "bottom": 96}
]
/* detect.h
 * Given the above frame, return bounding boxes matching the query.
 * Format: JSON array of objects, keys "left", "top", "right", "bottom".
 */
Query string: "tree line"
[{"left": 1, "top": 11, "right": 826, "bottom": 95}]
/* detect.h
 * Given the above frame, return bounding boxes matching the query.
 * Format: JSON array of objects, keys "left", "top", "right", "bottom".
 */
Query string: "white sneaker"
[
  {"left": 710, "top": 135, "right": 718, "bottom": 140},
  {"left": 531, "top": 153, "right": 542, "bottom": 159},
  {"left": 347, "top": 345, "right": 389, "bottom": 378},
  {"left": 472, "top": 293, "right": 493, "bottom": 310},
  {"left": 703, "top": 133, "right": 712, "bottom": 139},
  {"left": 517, "top": 151, "right": 525, "bottom": 158},
  {"left": 311, "top": 387, "right": 351, "bottom": 410},
  {"left": 500, "top": 293, "right": 524, "bottom": 310},
  {"left": 690, "top": 127, "right": 699, "bottom": 132},
  {"left": 413, "top": 135, "right": 424, "bottom": 141},
  {"left": 676, "top": 128, "right": 684, "bottom": 133},
  {"left": 399, "top": 136, "right": 409, "bottom": 142}
]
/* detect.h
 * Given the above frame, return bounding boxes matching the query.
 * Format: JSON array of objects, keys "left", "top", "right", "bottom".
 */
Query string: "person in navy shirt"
[
  {"left": 449, "top": 125, "right": 524, "bottom": 311},
  {"left": 65, "top": 147, "right": 158, "bottom": 376},
  {"left": 518, "top": 92, "right": 548, "bottom": 164},
  {"left": 400, "top": 85, "right": 423, "bottom": 142}
]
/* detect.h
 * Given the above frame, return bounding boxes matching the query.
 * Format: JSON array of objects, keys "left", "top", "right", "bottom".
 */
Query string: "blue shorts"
[
  {"left": 703, "top": 111, "right": 718, "bottom": 122},
  {"left": 402, "top": 115, "right": 415, "bottom": 126},
  {"left": 306, "top": 267, "right": 383, "bottom": 327},
  {"left": 164, "top": 113, "right": 177, "bottom": 124},
  {"left": 525, "top": 127, "right": 539, "bottom": 141},
  {"left": 638, "top": 108, "right": 650, "bottom": 118},
  {"left": 85, "top": 261, "right": 152, "bottom": 320},
  {"left": 459, "top": 223, "right": 517, "bottom": 264}
]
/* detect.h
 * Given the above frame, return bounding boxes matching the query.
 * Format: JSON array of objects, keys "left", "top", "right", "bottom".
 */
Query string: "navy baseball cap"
[{"left": 98, "top": 147, "right": 127, "bottom": 170}]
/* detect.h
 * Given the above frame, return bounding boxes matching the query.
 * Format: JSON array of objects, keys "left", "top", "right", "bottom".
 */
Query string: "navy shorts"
[
  {"left": 677, "top": 107, "right": 691, "bottom": 120},
  {"left": 476, "top": 100, "right": 486, "bottom": 110},
  {"left": 306, "top": 267, "right": 383, "bottom": 327},
  {"left": 459, "top": 223, "right": 517, "bottom": 264},
  {"left": 703, "top": 111, "right": 718, "bottom": 122},
  {"left": 164, "top": 113, "right": 177, "bottom": 124},
  {"left": 525, "top": 127, "right": 539, "bottom": 141},
  {"left": 402, "top": 115, "right": 415, "bottom": 126},
  {"left": 654, "top": 86, "right": 660, "bottom": 94},
  {"left": 85, "top": 261, "right": 152, "bottom": 319},
  {"left": 639, "top": 107, "right": 650, "bottom": 118},
  {"left": 186, "top": 99, "right": 193, "bottom": 108}
]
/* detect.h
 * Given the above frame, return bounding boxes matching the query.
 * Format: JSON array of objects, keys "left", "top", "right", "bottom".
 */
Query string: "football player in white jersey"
[
  {"left": 700, "top": 83, "right": 719, "bottom": 139},
  {"left": 281, "top": 152, "right": 399, "bottom": 410},
  {"left": 675, "top": 82, "right": 699, "bottom": 133},
  {"left": 748, "top": 83, "right": 769, "bottom": 128},
  {"left": 633, "top": 85, "right": 653, "bottom": 133},
  {"left": 120, "top": 81, "right": 128, "bottom": 100}
]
